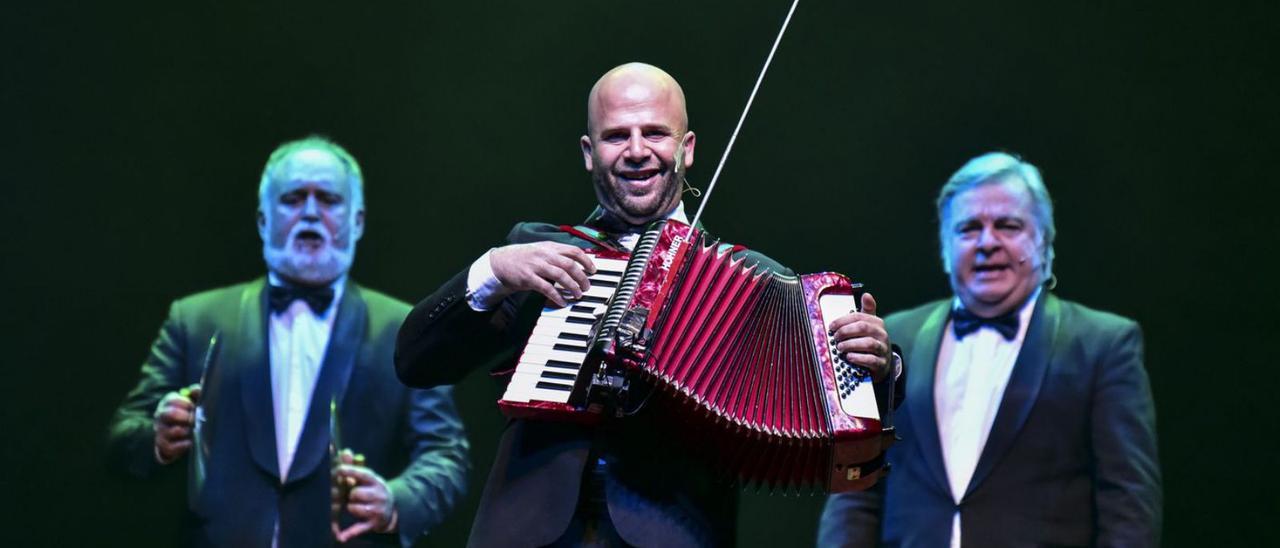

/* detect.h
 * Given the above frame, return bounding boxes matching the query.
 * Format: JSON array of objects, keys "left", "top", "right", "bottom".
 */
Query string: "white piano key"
[
  {"left": 516, "top": 354, "right": 584, "bottom": 369},
  {"left": 534, "top": 317, "right": 594, "bottom": 334},
  {"left": 539, "top": 305, "right": 604, "bottom": 319},
  {"left": 536, "top": 327, "right": 591, "bottom": 341},
  {"left": 584, "top": 284, "right": 616, "bottom": 299},
  {"left": 522, "top": 340, "right": 589, "bottom": 354},
  {"left": 521, "top": 347, "right": 591, "bottom": 365},
  {"left": 509, "top": 373, "right": 575, "bottom": 402},
  {"left": 590, "top": 257, "right": 629, "bottom": 271},
  {"left": 506, "top": 373, "right": 549, "bottom": 394},
  {"left": 539, "top": 284, "right": 618, "bottom": 304},
  {"left": 511, "top": 370, "right": 575, "bottom": 385},
  {"left": 528, "top": 386, "right": 573, "bottom": 403},
  {"left": 529, "top": 322, "right": 592, "bottom": 336},
  {"left": 500, "top": 382, "right": 533, "bottom": 402},
  {"left": 527, "top": 333, "right": 591, "bottom": 348}
]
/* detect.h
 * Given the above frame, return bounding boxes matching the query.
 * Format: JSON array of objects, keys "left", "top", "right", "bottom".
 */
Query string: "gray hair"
[
  {"left": 257, "top": 135, "right": 364, "bottom": 212},
  {"left": 936, "top": 151, "right": 1056, "bottom": 283}
]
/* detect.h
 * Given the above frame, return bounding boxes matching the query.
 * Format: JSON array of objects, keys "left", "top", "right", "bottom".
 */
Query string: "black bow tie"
[
  {"left": 268, "top": 284, "right": 335, "bottom": 316},
  {"left": 951, "top": 306, "right": 1019, "bottom": 341}
]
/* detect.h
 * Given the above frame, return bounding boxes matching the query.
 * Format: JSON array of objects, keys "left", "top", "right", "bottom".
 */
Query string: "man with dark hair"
[
  {"left": 819, "top": 152, "right": 1162, "bottom": 547},
  {"left": 107, "top": 136, "right": 470, "bottom": 547},
  {"left": 394, "top": 63, "right": 900, "bottom": 547}
]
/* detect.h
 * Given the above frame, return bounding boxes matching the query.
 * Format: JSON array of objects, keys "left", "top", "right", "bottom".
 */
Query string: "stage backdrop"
[{"left": 3, "top": 1, "right": 1274, "bottom": 546}]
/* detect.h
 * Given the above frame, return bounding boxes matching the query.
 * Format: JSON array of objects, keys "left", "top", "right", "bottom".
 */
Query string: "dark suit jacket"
[
  {"left": 396, "top": 220, "right": 811, "bottom": 548},
  {"left": 819, "top": 293, "right": 1162, "bottom": 548},
  {"left": 107, "top": 278, "right": 470, "bottom": 548}
]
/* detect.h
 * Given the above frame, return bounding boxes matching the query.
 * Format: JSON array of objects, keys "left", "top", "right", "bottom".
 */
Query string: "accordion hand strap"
[{"left": 558, "top": 224, "right": 626, "bottom": 253}]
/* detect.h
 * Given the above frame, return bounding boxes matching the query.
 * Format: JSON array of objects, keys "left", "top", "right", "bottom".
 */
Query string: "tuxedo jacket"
[
  {"left": 397, "top": 220, "right": 822, "bottom": 547},
  {"left": 819, "top": 293, "right": 1162, "bottom": 547},
  {"left": 107, "top": 279, "right": 470, "bottom": 547}
]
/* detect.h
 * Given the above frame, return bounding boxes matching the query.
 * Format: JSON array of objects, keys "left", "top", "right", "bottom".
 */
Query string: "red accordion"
[{"left": 499, "top": 220, "right": 894, "bottom": 492}]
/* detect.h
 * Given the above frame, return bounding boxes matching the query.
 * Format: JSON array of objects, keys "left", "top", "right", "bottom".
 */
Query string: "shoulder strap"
[{"left": 558, "top": 224, "right": 626, "bottom": 253}]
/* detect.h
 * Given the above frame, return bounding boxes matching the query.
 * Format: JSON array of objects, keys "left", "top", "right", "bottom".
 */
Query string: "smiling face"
[
  {"left": 943, "top": 177, "right": 1045, "bottom": 317},
  {"left": 257, "top": 148, "right": 364, "bottom": 286},
  {"left": 581, "top": 64, "right": 695, "bottom": 226}
]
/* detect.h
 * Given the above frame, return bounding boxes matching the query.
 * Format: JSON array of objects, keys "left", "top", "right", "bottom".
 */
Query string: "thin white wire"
[{"left": 690, "top": 0, "right": 800, "bottom": 229}]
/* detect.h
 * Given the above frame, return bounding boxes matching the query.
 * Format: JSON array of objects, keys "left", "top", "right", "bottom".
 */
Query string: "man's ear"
[
  {"left": 256, "top": 210, "right": 267, "bottom": 241},
  {"left": 352, "top": 209, "right": 365, "bottom": 241},
  {"left": 580, "top": 135, "right": 594, "bottom": 172},
  {"left": 680, "top": 131, "right": 696, "bottom": 169}
]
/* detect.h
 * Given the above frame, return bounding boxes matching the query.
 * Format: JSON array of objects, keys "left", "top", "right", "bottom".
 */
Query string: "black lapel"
[
  {"left": 963, "top": 293, "right": 1060, "bottom": 498},
  {"left": 903, "top": 302, "right": 952, "bottom": 496},
  {"left": 284, "top": 281, "right": 366, "bottom": 484},
  {"left": 237, "top": 279, "right": 280, "bottom": 480}
]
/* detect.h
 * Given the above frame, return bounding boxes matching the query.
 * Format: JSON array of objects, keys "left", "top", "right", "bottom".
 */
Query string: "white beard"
[
  {"left": 262, "top": 220, "right": 356, "bottom": 286},
  {"left": 263, "top": 243, "right": 354, "bottom": 286}
]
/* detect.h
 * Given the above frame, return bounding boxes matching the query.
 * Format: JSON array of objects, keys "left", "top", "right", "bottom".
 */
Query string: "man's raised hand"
[
  {"left": 828, "top": 293, "right": 893, "bottom": 382},
  {"left": 489, "top": 242, "right": 596, "bottom": 307}
]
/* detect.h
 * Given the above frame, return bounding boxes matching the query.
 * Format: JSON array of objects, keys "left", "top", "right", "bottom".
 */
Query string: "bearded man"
[
  {"left": 107, "top": 136, "right": 470, "bottom": 547},
  {"left": 394, "top": 63, "right": 901, "bottom": 547}
]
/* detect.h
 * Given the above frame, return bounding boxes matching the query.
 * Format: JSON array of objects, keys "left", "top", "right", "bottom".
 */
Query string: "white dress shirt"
[
  {"left": 464, "top": 203, "right": 690, "bottom": 311},
  {"left": 266, "top": 273, "right": 344, "bottom": 482},
  {"left": 935, "top": 289, "right": 1040, "bottom": 548}
]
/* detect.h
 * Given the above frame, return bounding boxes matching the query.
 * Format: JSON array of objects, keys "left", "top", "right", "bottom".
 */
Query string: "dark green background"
[{"left": 3, "top": 1, "right": 1273, "bottom": 546}]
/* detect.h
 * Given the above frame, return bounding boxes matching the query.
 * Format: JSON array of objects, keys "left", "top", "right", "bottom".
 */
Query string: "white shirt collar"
[{"left": 668, "top": 201, "right": 690, "bottom": 224}]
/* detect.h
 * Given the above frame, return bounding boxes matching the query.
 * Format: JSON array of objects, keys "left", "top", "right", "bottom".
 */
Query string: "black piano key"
[
  {"left": 588, "top": 278, "right": 618, "bottom": 288},
  {"left": 541, "top": 371, "right": 578, "bottom": 381},
  {"left": 553, "top": 343, "right": 588, "bottom": 353},
  {"left": 565, "top": 315, "right": 595, "bottom": 325},
  {"left": 558, "top": 332, "right": 590, "bottom": 342},
  {"left": 544, "top": 360, "right": 581, "bottom": 370},
  {"left": 570, "top": 305, "right": 598, "bottom": 314},
  {"left": 580, "top": 295, "right": 609, "bottom": 304},
  {"left": 536, "top": 381, "right": 574, "bottom": 392}
]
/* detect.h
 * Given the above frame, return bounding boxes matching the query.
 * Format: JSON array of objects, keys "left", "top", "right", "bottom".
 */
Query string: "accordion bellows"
[{"left": 500, "top": 220, "right": 893, "bottom": 492}]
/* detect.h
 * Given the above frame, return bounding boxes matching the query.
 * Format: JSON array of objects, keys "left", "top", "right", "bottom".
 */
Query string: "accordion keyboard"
[
  {"left": 501, "top": 256, "right": 629, "bottom": 404},
  {"left": 498, "top": 221, "right": 892, "bottom": 491}
]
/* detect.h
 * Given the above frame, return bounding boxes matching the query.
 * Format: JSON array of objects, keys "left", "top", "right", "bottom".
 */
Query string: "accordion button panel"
[
  {"left": 500, "top": 256, "right": 628, "bottom": 405},
  {"left": 819, "top": 293, "right": 880, "bottom": 420}
]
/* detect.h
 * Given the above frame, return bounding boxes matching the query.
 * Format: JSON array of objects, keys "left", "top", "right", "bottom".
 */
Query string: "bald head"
[
  {"left": 587, "top": 63, "right": 688, "bottom": 135},
  {"left": 580, "top": 63, "right": 696, "bottom": 226}
]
